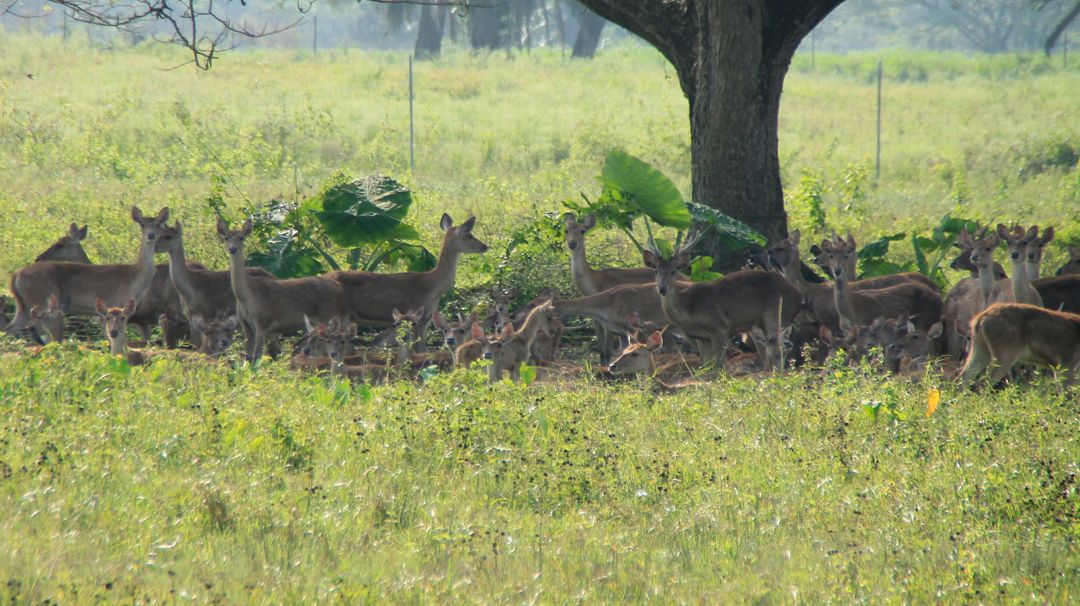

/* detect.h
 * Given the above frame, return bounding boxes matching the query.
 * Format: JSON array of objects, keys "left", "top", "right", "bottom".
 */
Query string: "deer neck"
[
  {"left": 1009, "top": 256, "right": 1039, "bottom": 304},
  {"left": 779, "top": 253, "right": 813, "bottom": 296},
  {"left": 976, "top": 262, "right": 996, "bottom": 308},
  {"left": 832, "top": 273, "right": 858, "bottom": 326},
  {"left": 128, "top": 236, "right": 159, "bottom": 301},
  {"left": 1026, "top": 258, "right": 1041, "bottom": 283},
  {"left": 166, "top": 237, "right": 197, "bottom": 299},
  {"left": 108, "top": 332, "right": 127, "bottom": 356},
  {"left": 227, "top": 249, "right": 257, "bottom": 305},
  {"left": 429, "top": 238, "right": 462, "bottom": 297},
  {"left": 568, "top": 243, "right": 599, "bottom": 293}
]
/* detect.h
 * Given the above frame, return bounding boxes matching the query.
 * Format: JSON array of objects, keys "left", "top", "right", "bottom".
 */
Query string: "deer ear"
[
  {"left": 996, "top": 224, "right": 1010, "bottom": 239},
  {"left": 582, "top": 214, "right": 596, "bottom": 230},
  {"left": 461, "top": 217, "right": 476, "bottom": 232},
  {"left": 674, "top": 250, "right": 692, "bottom": 269},
  {"left": 433, "top": 312, "right": 446, "bottom": 329},
  {"left": 216, "top": 217, "right": 229, "bottom": 236},
  {"left": 440, "top": 213, "right": 453, "bottom": 231},
  {"left": 223, "top": 315, "right": 239, "bottom": 331},
  {"left": 789, "top": 229, "right": 800, "bottom": 246},
  {"left": 48, "top": 294, "right": 59, "bottom": 310},
  {"left": 470, "top": 322, "right": 485, "bottom": 341},
  {"left": 958, "top": 229, "right": 972, "bottom": 247},
  {"left": 95, "top": 298, "right": 108, "bottom": 315},
  {"left": 846, "top": 233, "right": 856, "bottom": 249},
  {"left": 328, "top": 316, "right": 341, "bottom": 332},
  {"left": 499, "top": 324, "right": 514, "bottom": 340},
  {"left": 392, "top": 308, "right": 403, "bottom": 322},
  {"left": 131, "top": 206, "right": 144, "bottom": 222},
  {"left": 645, "top": 329, "right": 664, "bottom": 351},
  {"left": 123, "top": 299, "right": 137, "bottom": 316},
  {"left": 927, "top": 322, "right": 943, "bottom": 339},
  {"left": 1041, "top": 226, "right": 1054, "bottom": 244},
  {"left": 174, "top": 221, "right": 183, "bottom": 236},
  {"left": 820, "top": 239, "right": 833, "bottom": 253},
  {"left": 561, "top": 212, "right": 576, "bottom": 225},
  {"left": 156, "top": 208, "right": 170, "bottom": 223},
  {"left": 642, "top": 250, "right": 658, "bottom": 269},
  {"left": 750, "top": 326, "right": 766, "bottom": 341},
  {"left": 241, "top": 219, "right": 253, "bottom": 236},
  {"left": 190, "top": 314, "right": 206, "bottom": 331}
]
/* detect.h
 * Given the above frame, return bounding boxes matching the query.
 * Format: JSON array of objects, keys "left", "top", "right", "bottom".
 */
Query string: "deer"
[
  {"left": 329, "top": 214, "right": 488, "bottom": 352},
  {"left": 959, "top": 303, "right": 1080, "bottom": 388},
  {"left": 320, "top": 311, "right": 429, "bottom": 382},
  {"left": 1055, "top": 246, "right": 1080, "bottom": 276},
  {"left": 454, "top": 322, "right": 488, "bottom": 369},
  {"left": 643, "top": 235, "right": 801, "bottom": 370},
  {"left": 1024, "top": 226, "right": 1054, "bottom": 281},
  {"left": 35, "top": 223, "right": 91, "bottom": 264},
  {"left": 550, "top": 284, "right": 674, "bottom": 354},
  {"left": 188, "top": 314, "right": 239, "bottom": 357},
  {"left": 819, "top": 235, "right": 944, "bottom": 338},
  {"left": 483, "top": 300, "right": 562, "bottom": 383},
  {"left": 988, "top": 225, "right": 1043, "bottom": 307},
  {"left": 943, "top": 227, "right": 1007, "bottom": 359},
  {"left": 96, "top": 298, "right": 151, "bottom": 366},
  {"left": 217, "top": 218, "right": 347, "bottom": 362},
  {"left": 27, "top": 294, "right": 65, "bottom": 344},
  {"left": 768, "top": 230, "right": 940, "bottom": 338},
  {"left": 883, "top": 319, "right": 944, "bottom": 377},
  {"left": 7, "top": 207, "right": 171, "bottom": 338},
  {"left": 433, "top": 312, "right": 477, "bottom": 351},
  {"left": 607, "top": 329, "right": 705, "bottom": 382},
  {"left": 482, "top": 288, "right": 515, "bottom": 331},
  {"left": 158, "top": 222, "right": 275, "bottom": 350}
]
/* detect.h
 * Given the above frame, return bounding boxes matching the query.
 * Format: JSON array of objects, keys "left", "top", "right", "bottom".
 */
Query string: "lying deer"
[
  {"left": 960, "top": 303, "right": 1080, "bottom": 388},
  {"left": 483, "top": 300, "right": 561, "bottom": 383},
  {"left": 188, "top": 314, "right": 239, "bottom": 357},
  {"left": 884, "top": 319, "right": 944, "bottom": 377},
  {"left": 217, "top": 218, "right": 347, "bottom": 362},
  {"left": 820, "top": 235, "right": 944, "bottom": 336},
  {"left": 433, "top": 312, "right": 477, "bottom": 351},
  {"left": 482, "top": 289, "right": 515, "bottom": 331},
  {"left": 96, "top": 298, "right": 150, "bottom": 366},
  {"left": 28, "top": 294, "right": 65, "bottom": 344},
  {"left": 643, "top": 244, "right": 801, "bottom": 370},
  {"left": 329, "top": 213, "right": 488, "bottom": 352},
  {"left": 7, "top": 207, "right": 171, "bottom": 338}
]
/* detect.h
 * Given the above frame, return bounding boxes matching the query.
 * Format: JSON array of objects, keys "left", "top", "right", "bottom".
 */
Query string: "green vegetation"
[{"left": 1, "top": 33, "right": 1079, "bottom": 602}]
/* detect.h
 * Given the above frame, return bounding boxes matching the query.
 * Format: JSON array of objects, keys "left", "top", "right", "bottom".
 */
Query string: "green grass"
[
  {"left": 1, "top": 344, "right": 1077, "bottom": 603},
  {"left": 2, "top": 33, "right": 1080, "bottom": 603}
]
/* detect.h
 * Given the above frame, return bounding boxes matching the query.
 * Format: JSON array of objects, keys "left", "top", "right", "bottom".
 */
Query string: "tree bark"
[
  {"left": 576, "top": 0, "right": 845, "bottom": 267},
  {"left": 469, "top": 5, "right": 504, "bottom": 50},
  {"left": 571, "top": 8, "right": 606, "bottom": 58},
  {"left": 414, "top": 4, "right": 446, "bottom": 60}
]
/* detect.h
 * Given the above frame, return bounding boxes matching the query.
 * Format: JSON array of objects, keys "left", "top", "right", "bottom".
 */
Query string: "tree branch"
[{"left": 1045, "top": 0, "right": 1080, "bottom": 55}]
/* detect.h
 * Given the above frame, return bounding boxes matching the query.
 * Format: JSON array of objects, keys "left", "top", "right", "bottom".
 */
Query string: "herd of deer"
[{"left": 4, "top": 208, "right": 1080, "bottom": 390}]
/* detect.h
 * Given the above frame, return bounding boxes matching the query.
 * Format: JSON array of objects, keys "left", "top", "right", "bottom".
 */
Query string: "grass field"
[{"left": 1, "top": 32, "right": 1079, "bottom": 603}]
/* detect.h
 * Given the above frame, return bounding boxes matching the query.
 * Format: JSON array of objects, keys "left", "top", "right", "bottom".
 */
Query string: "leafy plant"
[{"left": 857, "top": 233, "right": 912, "bottom": 278}]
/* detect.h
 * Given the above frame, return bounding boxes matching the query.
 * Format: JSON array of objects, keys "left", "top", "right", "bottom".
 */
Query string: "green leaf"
[
  {"left": 686, "top": 202, "right": 766, "bottom": 250},
  {"left": 519, "top": 363, "right": 538, "bottom": 386},
  {"left": 307, "top": 175, "right": 416, "bottom": 247},
  {"left": 598, "top": 150, "right": 691, "bottom": 229},
  {"left": 688, "top": 256, "right": 723, "bottom": 282},
  {"left": 248, "top": 228, "right": 326, "bottom": 278},
  {"left": 418, "top": 366, "right": 441, "bottom": 384},
  {"left": 857, "top": 233, "right": 907, "bottom": 261},
  {"left": 912, "top": 235, "right": 931, "bottom": 275}
]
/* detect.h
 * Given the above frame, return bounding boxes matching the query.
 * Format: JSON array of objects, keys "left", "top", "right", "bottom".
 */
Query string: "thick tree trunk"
[
  {"left": 575, "top": 0, "right": 845, "bottom": 269},
  {"left": 571, "top": 9, "right": 605, "bottom": 58},
  {"left": 414, "top": 4, "right": 446, "bottom": 60},
  {"left": 469, "top": 6, "right": 504, "bottom": 50}
]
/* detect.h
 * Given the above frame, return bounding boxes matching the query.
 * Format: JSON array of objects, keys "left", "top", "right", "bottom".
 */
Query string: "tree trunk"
[
  {"left": 469, "top": 5, "right": 503, "bottom": 50},
  {"left": 571, "top": 8, "right": 605, "bottom": 58},
  {"left": 414, "top": 4, "right": 446, "bottom": 60},
  {"left": 574, "top": 0, "right": 844, "bottom": 269}
]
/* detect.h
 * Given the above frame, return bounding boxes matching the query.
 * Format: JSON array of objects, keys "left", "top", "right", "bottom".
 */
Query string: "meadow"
[{"left": 0, "top": 32, "right": 1079, "bottom": 603}]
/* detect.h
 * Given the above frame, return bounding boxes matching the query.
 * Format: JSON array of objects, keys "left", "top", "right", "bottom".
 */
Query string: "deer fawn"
[
  {"left": 608, "top": 329, "right": 704, "bottom": 382},
  {"left": 35, "top": 223, "right": 91, "bottom": 264},
  {"left": 483, "top": 301, "right": 561, "bottom": 382},
  {"left": 329, "top": 214, "right": 488, "bottom": 352},
  {"left": 483, "top": 288, "right": 515, "bottom": 331},
  {"left": 989, "top": 225, "right": 1043, "bottom": 307},
  {"left": 27, "top": 294, "right": 65, "bottom": 344},
  {"left": 454, "top": 322, "right": 488, "bottom": 368},
  {"left": 643, "top": 245, "right": 801, "bottom": 370},
  {"left": 189, "top": 314, "right": 239, "bottom": 357},
  {"left": 96, "top": 298, "right": 150, "bottom": 365},
  {"left": 217, "top": 218, "right": 347, "bottom": 362},
  {"left": 7, "top": 207, "right": 170, "bottom": 337},
  {"left": 820, "top": 235, "right": 944, "bottom": 336},
  {"left": 960, "top": 303, "right": 1080, "bottom": 388},
  {"left": 434, "top": 312, "right": 477, "bottom": 351}
]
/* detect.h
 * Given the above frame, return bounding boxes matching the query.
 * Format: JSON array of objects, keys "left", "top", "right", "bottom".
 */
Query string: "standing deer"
[
  {"left": 329, "top": 214, "right": 488, "bottom": 351},
  {"left": 960, "top": 303, "right": 1080, "bottom": 388},
  {"left": 819, "top": 235, "right": 944, "bottom": 335},
  {"left": 217, "top": 218, "right": 347, "bottom": 362},
  {"left": 7, "top": 207, "right": 170, "bottom": 337},
  {"left": 550, "top": 283, "right": 673, "bottom": 352},
  {"left": 1024, "top": 226, "right": 1053, "bottom": 281},
  {"left": 35, "top": 223, "right": 91, "bottom": 264},
  {"left": 989, "top": 225, "right": 1042, "bottom": 307},
  {"left": 454, "top": 322, "right": 488, "bottom": 369},
  {"left": 943, "top": 228, "right": 1005, "bottom": 358},
  {"left": 643, "top": 244, "right": 801, "bottom": 369}
]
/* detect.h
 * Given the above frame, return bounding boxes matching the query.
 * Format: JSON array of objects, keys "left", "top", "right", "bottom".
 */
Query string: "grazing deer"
[
  {"left": 1055, "top": 245, "right": 1080, "bottom": 276},
  {"left": 217, "top": 218, "right": 347, "bottom": 362},
  {"left": 959, "top": 303, "right": 1080, "bottom": 388},
  {"left": 989, "top": 225, "right": 1042, "bottom": 307},
  {"left": 329, "top": 214, "right": 488, "bottom": 351},
  {"left": 820, "top": 235, "right": 944, "bottom": 335},
  {"left": 7, "top": 207, "right": 171, "bottom": 337},
  {"left": 483, "top": 301, "right": 561, "bottom": 382},
  {"left": 35, "top": 223, "right": 91, "bottom": 264},
  {"left": 483, "top": 288, "right": 515, "bottom": 331},
  {"left": 158, "top": 222, "right": 273, "bottom": 350},
  {"left": 27, "top": 294, "right": 65, "bottom": 344},
  {"left": 643, "top": 245, "right": 801, "bottom": 369},
  {"left": 96, "top": 298, "right": 150, "bottom": 365}
]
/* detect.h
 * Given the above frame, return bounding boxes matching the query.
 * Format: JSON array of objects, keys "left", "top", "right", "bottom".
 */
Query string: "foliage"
[{"left": 856, "top": 215, "right": 986, "bottom": 289}]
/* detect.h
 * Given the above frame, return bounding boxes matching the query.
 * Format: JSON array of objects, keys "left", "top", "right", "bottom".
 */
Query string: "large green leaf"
[
  {"left": 307, "top": 175, "right": 417, "bottom": 247},
  {"left": 598, "top": 150, "right": 691, "bottom": 229},
  {"left": 248, "top": 229, "right": 326, "bottom": 278},
  {"left": 686, "top": 202, "right": 766, "bottom": 250}
]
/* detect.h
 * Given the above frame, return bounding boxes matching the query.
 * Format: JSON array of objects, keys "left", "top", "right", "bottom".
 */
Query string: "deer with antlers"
[
  {"left": 7, "top": 207, "right": 171, "bottom": 339},
  {"left": 643, "top": 231, "right": 801, "bottom": 369},
  {"left": 960, "top": 303, "right": 1080, "bottom": 388},
  {"left": 328, "top": 214, "right": 488, "bottom": 352},
  {"left": 217, "top": 218, "right": 347, "bottom": 362}
]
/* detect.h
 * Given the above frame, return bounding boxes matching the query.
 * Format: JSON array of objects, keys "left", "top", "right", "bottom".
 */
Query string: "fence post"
[
  {"left": 876, "top": 60, "right": 882, "bottom": 179},
  {"left": 409, "top": 55, "right": 416, "bottom": 173},
  {"left": 313, "top": 15, "right": 318, "bottom": 55}
]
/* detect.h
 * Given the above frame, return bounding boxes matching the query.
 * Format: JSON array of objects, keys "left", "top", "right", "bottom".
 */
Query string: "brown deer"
[
  {"left": 884, "top": 319, "right": 944, "bottom": 377},
  {"left": 433, "top": 312, "right": 477, "bottom": 351},
  {"left": 329, "top": 214, "right": 488, "bottom": 351},
  {"left": 454, "top": 322, "right": 488, "bottom": 369},
  {"left": 607, "top": 329, "right": 704, "bottom": 382},
  {"left": 189, "top": 314, "right": 239, "bottom": 357},
  {"left": 989, "top": 225, "right": 1042, "bottom": 307},
  {"left": 217, "top": 218, "right": 347, "bottom": 362},
  {"left": 96, "top": 298, "right": 150, "bottom": 365},
  {"left": 7, "top": 207, "right": 170, "bottom": 337},
  {"left": 27, "top": 294, "right": 65, "bottom": 344},
  {"left": 820, "top": 235, "right": 944, "bottom": 335},
  {"left": 1024, "top": 226, "right": 1054, "bottom": 281},
  {"left": 35, "top": 223, "right": 91, "bottom": 264},
  {"left": 482, "top": 288, "right": 515, "bottom": 331},
  {"left": 1055, "top": 246, "right": 1080, "bottom": 276},
  {"left": 643, "top": 245, "right": 801, "bottom": 369},
  {"left": 483, "top": 301, "right": 561, "bottom": 382},
  {"left": 959, "top": 303, "right": 1080, "bottom": 388},
  {"left": 943, "top": 228, "right": 1006, "bottom": 358},
  {"left": 550, "top": 283, "right": 673, "bottom": 354},
  {"left": 1031, "top": 275, "right": 1080, "bottom": 314}
]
